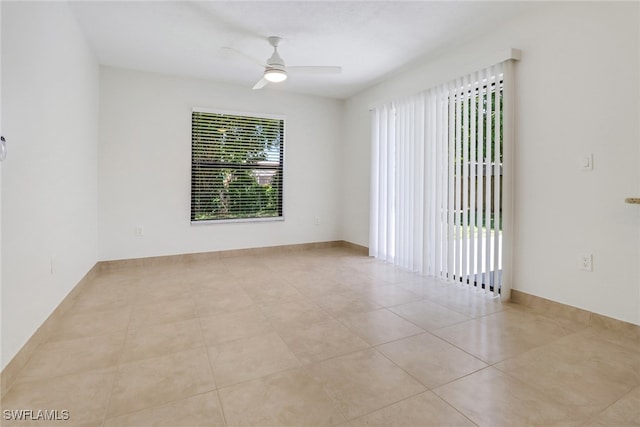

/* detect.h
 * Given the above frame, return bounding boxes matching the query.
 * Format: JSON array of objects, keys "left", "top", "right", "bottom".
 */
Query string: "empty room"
[{"left": 1, "top": 1, "right": 639, "bottom": 426}]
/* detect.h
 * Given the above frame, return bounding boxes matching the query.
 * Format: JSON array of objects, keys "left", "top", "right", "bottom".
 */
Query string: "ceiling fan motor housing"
[{"left": 265, "top": 37, "right": 287, "bottom": 82}]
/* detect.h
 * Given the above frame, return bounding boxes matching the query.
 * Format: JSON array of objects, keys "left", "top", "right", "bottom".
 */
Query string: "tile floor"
[{"left": 2, "top": 247, "right": 639, "bottom": 426}]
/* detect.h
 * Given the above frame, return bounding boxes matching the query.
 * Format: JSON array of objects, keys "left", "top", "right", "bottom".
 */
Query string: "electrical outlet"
[
  {"left": 135, "top": 225, "right": 144, "bottom": 237},
  {"left": 580, "top": 253, "right": 593, "bottom": 272},
  {"left": 580, "top": 153, "right": 593, "bottom": 171}
]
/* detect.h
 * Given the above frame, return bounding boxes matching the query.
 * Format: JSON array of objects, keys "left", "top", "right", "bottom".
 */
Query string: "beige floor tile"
[
  {"left": 433, "top": 367, "right": 581, "bottom": 427},
  {"left": 394, "top": 276, "right": 454, "bottom": 297},
  {"left": 583, "top": 386, "right": 640, "bottom": 427},
  {"left": 138, "top": 263, "right": 186, "bottom": 278},
  {"left": 291, "top": 276, "right": 354, "bottom": 298},
  {"left": 260, "top": 299, "right": 334, "bottom": 329},
  {"left": 219, "top": 368, "right": 345, "bottom": 426},
  {"left": 494, "top": 330, "right": 640, "bottom": 418},
  {"left": 184, "top": 259, "right": 229, "bottom": 276},
  {"left": 128, "top": 296, "right": 197, "bottom": 329},
  {"left": 376, "top": 333, "right": 487, "bottom": 389},
  {"left": 243, "top": 282, "right": 307, "bottom": 306},
  {"left": 314, "top": 291, "right": 383, "bottom": 317},
  {"left": 192, "top": 287, "right": 256, "bottom": 317},
  {"left": 425, "top": 285, "right": 508, "bottom": 318},
  {"left": 120, "top": 318, "right": 203, "bottom": 363},
  {"left": 432, "top": 309, "right": 578, "bottom": 364},
  {"left": 353, "top": 284, "right": 424, "bottom": 307},
  {"left": 15, "top": 332, "right": 123, "bottom": 384},
  {"left": 187, "top": 274, "right": 238, "bottom": 293},
  {"left": 208, "top": 332, "right": 300, "bottom": 387},
  {"left": 349, "top": 275, "right": 392, "bottom": 289},
  {"left": 579, "top": 325, "right": 640, "bottom": 355},
  {"left": 90, "top": 269, "right": 143, "bottom": 286},
  {"left": 339, "top": 308, "right": 425, "bottom": 346},
  {"left": 107, "top": 347, "right": 215, "bottom": 417},
  {"left": 223, "top": 255, "right": 268, "bottom": 271},
  {"left": 72, "top": 285, "right": 131, "bottom": 314},
  {"left": 1, "top": 371, "right": 114, "bottom": 426},
  {"left": 47, "top": 307, "right": 131, "bottom": 342},
  {"left": 389, "top": 299, "right": 470, "bottom": 331},
  {"left": 344, "top": 391, "right": 476, "bottom": 427},
  {"left": 199, "top": 309, "right": 274, "bottom": 346},
  {"left": 277, "top": 319, "right": 370, "bottom": 364},
  {"left": 128, "top": 280, "right": 191, "bottom": 304},
  {"left": 104, "top": 392, "right": 225, "bottom": 427},
  {"left": 353, "top": 263, "right": 419, "bottom": 285},
  {"left": 321, "top": 270, "right": 373, "bottom": 289},
  {"left": 305, "top": 348, "right": 425, "bottom": 420}
]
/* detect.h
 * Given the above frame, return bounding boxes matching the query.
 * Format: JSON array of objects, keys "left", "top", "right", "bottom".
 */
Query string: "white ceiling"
[{"left": 69, "top": 1, "right": 539, "bottom": 99}]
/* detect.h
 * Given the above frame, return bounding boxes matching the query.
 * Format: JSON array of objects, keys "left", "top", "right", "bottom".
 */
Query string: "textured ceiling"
[{"left": 69, "top": 1, "right": 539, "bottom": 99}]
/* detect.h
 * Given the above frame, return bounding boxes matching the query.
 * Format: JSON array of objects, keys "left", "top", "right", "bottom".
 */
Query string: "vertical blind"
[
  {"left": 370, "top": 58, "right": 516, "bottom": 298},
  {"left": 191, "top": 109, "right": 284, "bottom": 223}
]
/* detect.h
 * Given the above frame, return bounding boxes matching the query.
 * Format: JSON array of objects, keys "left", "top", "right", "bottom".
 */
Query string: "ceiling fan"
[{"left": 224, "top": 36, "right": 342, "bottom": 90}]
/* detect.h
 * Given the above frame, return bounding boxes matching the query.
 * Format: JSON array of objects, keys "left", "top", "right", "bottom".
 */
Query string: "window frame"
[{"left": 190, "top": 107, "right": 286, "bottom": 225}]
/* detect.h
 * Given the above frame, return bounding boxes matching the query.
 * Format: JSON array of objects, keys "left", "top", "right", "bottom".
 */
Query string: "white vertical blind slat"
[
  {"left": 415, "top": 97, "right": 426, "bottom": 273},
  {"left": 494, "top": 65, "right": 503, "bottom": 293},
  {"left": 447, "top": 81, "right": 456, "bottom": 280},
  {"left": 387, "top": 105, "right": 395, "bottom": 262},
  {"left": 500, "top": 59, "right": 515, "bottom": 300},
  {"left": 454, "top": 79, "right": 463, "bottom": 282},
  {"left": 462, "top": 75, "right": 470, "bottom": 283},
  {"left": 476, "top": 72, "right": 486, "bottom": 290},
  {"left": 431, "top": 87, "right": 448, "bottom": 276},
  {"left": 469, "top": 72, "right": 478, "bottom": 287},
  {"left": 424, "top": 93, "right": 434, "bottom": 274},
  {"left": 439, "top": 88, "right": 448, "bottom": 277},
  {"left": 369, "top": 109, "right": 380, "bottom": 258},
  {"left": 484, "top": 67, "right": 494, "bottom": 294},
  {"left": 396, "top": 102, "right": 404, "bottom": 266}
]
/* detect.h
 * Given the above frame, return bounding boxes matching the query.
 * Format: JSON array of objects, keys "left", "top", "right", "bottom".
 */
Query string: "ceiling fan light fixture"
[{"left": 264, "top": 68, "right": 287, "bottom": 83}]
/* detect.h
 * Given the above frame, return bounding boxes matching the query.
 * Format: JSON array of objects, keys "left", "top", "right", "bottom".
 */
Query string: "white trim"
[{"left": 191, "top": 216, "right": 285, "bottom": 226}]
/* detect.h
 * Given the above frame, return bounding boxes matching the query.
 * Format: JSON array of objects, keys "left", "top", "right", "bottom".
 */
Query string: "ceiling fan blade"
[
  {"left": 221, "top": 46, "right": 266, "bottom": 68},
  {"left": 287, "top": 66, "right": 342, "bottom": 74},
  {"left": 252, "top": 77, "right": 269, "bottom": 90}
]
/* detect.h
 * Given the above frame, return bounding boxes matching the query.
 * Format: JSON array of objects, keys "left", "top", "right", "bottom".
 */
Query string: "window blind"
[
  {"left": 191, "top": 110, "right": 284, "bottom": 223},
  {"left": 370, "top": 57, "right": 516, "bottom": 299}
]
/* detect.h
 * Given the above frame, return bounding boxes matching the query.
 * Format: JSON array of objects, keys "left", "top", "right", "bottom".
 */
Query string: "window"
[{"left": 191, "top": 109, "right": 284, "bottom": 223}]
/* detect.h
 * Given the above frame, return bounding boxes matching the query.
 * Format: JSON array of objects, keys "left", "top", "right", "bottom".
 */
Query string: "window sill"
[{"left": 191, "top": 216, "right": 284, "bottom": 226}]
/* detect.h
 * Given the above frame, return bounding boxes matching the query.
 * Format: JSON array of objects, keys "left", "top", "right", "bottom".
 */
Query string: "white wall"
[
  {"left": 1, "top": 2, "right": 99, "bottom": 368},
  {"left": 0, "top": 0, "right": 4, "bottom": 370},
  {"left": 342, "top": 2, "right": 640, "bottom": 325},
  {"left": 98, "top": 67, "right": 343, "bottom": 261}
]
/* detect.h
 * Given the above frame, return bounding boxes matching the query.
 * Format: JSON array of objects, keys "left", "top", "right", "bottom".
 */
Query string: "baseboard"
[
  {"left": 511, "top": 289, "right": 640, "bottom": 337},
  {"left": 340, "top": 240, "right": 369, "bottom": 255},
  {"left": 98, "top": 240, "right": 368, "bottom": 271},
  {"left": 1, "top": 264, "right": 101, "bottom": 398}
]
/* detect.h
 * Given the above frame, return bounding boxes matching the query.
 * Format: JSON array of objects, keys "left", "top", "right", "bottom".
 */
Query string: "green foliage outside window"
[{"left": 191, "top": 111, "right": 284, "bottom": 222}]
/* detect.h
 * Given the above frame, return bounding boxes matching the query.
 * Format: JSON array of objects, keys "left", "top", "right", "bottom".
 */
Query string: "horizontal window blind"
[{"left": 191, "top": 110, "right": 284, "bottom": 222}]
